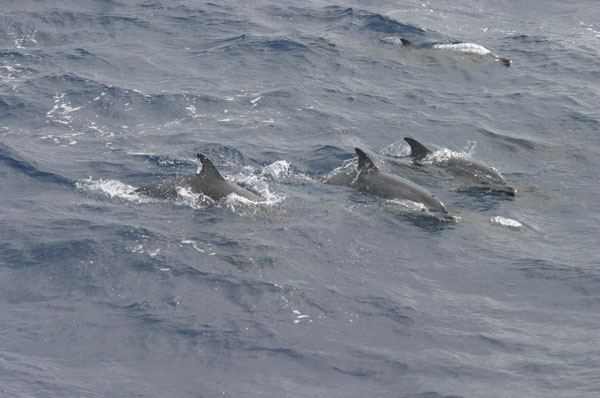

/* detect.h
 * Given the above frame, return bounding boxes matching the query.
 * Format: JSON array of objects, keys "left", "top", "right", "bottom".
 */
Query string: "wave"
[
  {"left": 0, "top": 142, "right": 74, "bottom": 187},
  {"left": 0, "top": 95, "right": 28, "bottom": 120},
  {"left": 4, "top": 238, "right": 96, "bottom": 269},
  {"left": 359, "top": 12, "right": 425, "bottom": 35},
  {"left": 2, "top": 10, "right": 152, "bottom": 48},
  {"left": 230, "top": 36, "right": 310, "bottom": 53},
  {"left": 516, "top": 258, "right": 600, "bottom": 283},
  {"left": 477, "top": 127, "right": 538, "bottom": 150},
  {"left": 28, "top": 72, "right": 236, "bottom": 126},
  {"left": 0, "top": 50, "right": 28, "bottom": 59},
  {"left": 264, "top": 5, "right": 425, "bottom": 35},
  {"left": 504, "top": 34, "right": 550, "bottom": 44},
  {"left": 191, "top": 33, "right": 340, "bottom": 60},
  {"left": 302, "top": 145, "right": 355, "bottom": 174}
]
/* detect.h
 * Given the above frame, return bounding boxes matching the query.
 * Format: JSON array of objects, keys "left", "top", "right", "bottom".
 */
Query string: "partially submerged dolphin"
[
  {"left": 400, "top": 38, "right": 511, "bottom": 66},
  {"left": 403, "top": 137, "right": 516, "bottom": 196},
  {"left": 135, "top": 154, "right": 260, "bottom": 201},
  {"left": 322, "top": 148, "right": 452, "bottom": 218}
]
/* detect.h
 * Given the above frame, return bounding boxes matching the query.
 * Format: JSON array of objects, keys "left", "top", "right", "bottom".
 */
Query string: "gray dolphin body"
[
  {"left": 400, "top": 38, "right": 512, "bottom": 67},
  {"left": 135, "top": 154, "right": 259, "bottom": 201},
  {"left": 322, "top": 148, "right": 451, "bottom": 217},
  {"left": 404, "top": 137, "right": 516, "bottom": 196}
]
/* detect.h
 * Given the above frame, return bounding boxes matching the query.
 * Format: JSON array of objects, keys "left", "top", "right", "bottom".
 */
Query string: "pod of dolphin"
[
  {"left": 136, "top": 40, "right": 514, "bottom": 220},
  {"left": 135, "top": 137, "right": 515, "bottom": 221}
]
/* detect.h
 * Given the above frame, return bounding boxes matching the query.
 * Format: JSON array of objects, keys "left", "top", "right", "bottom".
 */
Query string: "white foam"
[
  {"left": 382, "top": 36, "right": 404, "bottom": 45},
  {"left": 0, "top": 65, "right": 15, "bottom": 72},
  {"left": 490, "top": 216, "right": 523, "bottom": 229},
  {"left": 425, "top": 148, "right": 470, "bottom": 165},
  {"left": 223, "top": 192, "right": 259, "bottom": 213},
  {"left": 229, "top": 167, "right": 286, "bottom": 206},
  {"left": 76, "top": 177, "right": 140, "bottom": 201},
  {"left": 381, "top": 141, "right": 412, "bottom": 157},
  {"left": 262, "top": 160, "right": 292, "bottom": 180},
  {"left": 432, "top": 42, "right": 492, "bottom": 56},
  {"left": 386, "top": 198, "right": 429, "bottom": 213},
  {"left": 181, "top": 240, "right": 205, "bottom": 253},
  {"left": 46, "top": 93, "right": 84, "bottom": 125},
  {"left": 175, "top": 186, "right": 214, "bottom": 208},
  {"left": 80, "top": 160, "right": 287, "bottom": 212}
]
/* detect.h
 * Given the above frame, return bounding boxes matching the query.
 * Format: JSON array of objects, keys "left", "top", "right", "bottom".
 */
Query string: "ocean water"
[{"left": 1, "top": 0, "right": 599, "bottom": 397}]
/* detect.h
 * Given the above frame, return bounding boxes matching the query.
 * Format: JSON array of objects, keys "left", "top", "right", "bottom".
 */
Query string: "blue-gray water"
[{"left": 1, "top": 1, "right": 599, "bottom": 397}]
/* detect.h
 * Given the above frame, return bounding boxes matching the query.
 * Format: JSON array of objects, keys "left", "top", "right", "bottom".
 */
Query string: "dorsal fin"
[
  {"left": 404, "top": 137, "right": 432, "bottom": 160},
  {"left": 400, "top": 38, "right": 417, "bottom": 48},
  {"left": 355, "top": 148, "right": 378, "bottom": 172},
  {"left": 197, "top": 153, "right": 226, "bottom": 181}
]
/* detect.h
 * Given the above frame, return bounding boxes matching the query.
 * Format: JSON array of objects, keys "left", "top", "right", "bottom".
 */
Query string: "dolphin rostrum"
[
  {"left": 322, "top": 148, "right": 451, "bottom": 218},
  {"left": 135, "top": 153, "right": 260, "bottom": 202},
  {"left": 403, "top": 137, "right": 516, "bottom": 196},
  {"left": 400, "top": 38, "right": 512, "bottom": 67}
]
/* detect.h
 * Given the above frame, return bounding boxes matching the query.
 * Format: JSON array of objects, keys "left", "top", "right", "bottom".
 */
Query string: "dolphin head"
[
  {"left": 496, "top": 185, "right": 517, "bottom": 196},
  {"left": 498, "top": 57, "right": 511, "bottom": 67}
]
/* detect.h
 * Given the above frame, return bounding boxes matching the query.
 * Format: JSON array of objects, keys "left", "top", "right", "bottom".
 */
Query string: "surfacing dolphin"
[
  {"left": 400, "top": 38, "right": 511, "bottom": 67},
  {"left": 322, "top": 148, "right": 452, "bottom": 219},
  {"left": 135, "top": 153, "right": 260, "bottom": 202},
  {"left": 403, "top": 137, "right": 516, "bottom": 196}
]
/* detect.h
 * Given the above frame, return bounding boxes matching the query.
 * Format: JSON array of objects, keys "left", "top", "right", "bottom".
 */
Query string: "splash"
[
  {"left": 319, "top": 157, "right": 358, "bottom": 184},
  {"left": 78, "top": 159, "right": 288, "bottom": 213},
  {"left": 175, "top": 186, "right": 214, "bottom": 209},
  {"left": 382, "top": 37, "right": 404, "bottom": 45},
  {"left": 424, "top": 148, "right": 470, "bottom": 165},
  {"left": 230, "top": 166, "right": 286, "bottom": 206},
  {"left": 223, "top": 192, "right": 263, "bottom": 214},
  {"left": 76, "top": 177, "right": 140, "bottom": 201},
  {"left": 262, "top": 160, "right": 293, "bottom": 180},
  {"left": 46, "top": 93, "right": 85, "bottom": 126},
  {"left": 432, "top": 42, "right": 492, "bottom": 56},
  {"left": 490, "top": 216, "right": 523, "bottom": 230},
  {"left": 381, "top": 141, "right": 412, "bottom": 157},
  {"left": 78, "top": 177, "right": 222, "bottom": 209}
]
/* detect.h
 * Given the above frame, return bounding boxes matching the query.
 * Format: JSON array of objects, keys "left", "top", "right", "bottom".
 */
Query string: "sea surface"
[{"left": 1, "top": 1, "right": 599, "bottom": 397}]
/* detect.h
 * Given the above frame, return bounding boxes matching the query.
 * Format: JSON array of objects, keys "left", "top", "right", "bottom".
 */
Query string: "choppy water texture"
[{"left": 1, "top": 1, "right": 599, "bottom": 397}]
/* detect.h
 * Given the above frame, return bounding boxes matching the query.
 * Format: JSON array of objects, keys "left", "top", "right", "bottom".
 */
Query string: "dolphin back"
[
  {"left": 135, "top": 175, "right": 192, "bottom": 199},
  {"left": 135, "top": 153, "right": 259, "bottom": 202},
  {"left": 352, "top": 147, "right": 448, "bottom": 215}
]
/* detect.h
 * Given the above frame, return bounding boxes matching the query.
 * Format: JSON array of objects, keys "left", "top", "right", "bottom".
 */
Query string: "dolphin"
[
  {"left": 135, "top": 153, "right": 260, "bottom": 201},
  {"left": 322, "top": 148, "right": 452, "bottom": 218},
  {"left": 400, "top": 38, "right": 511, "bottom": 66},
  {"left": 403, "top": 137, "right": 516, "bottom": 196}
]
